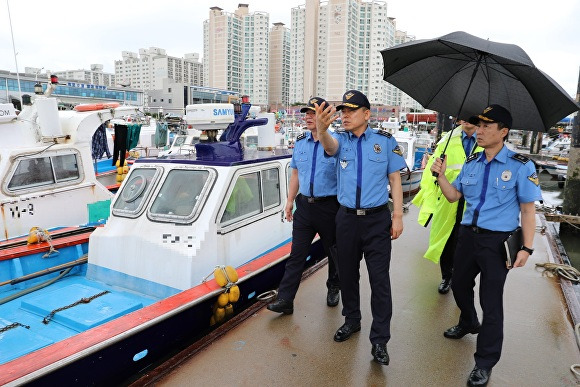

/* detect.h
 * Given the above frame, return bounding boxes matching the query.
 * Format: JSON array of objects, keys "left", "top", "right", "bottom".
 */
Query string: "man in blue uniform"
[
  {"left": 267, "top": 97, "right": 340, "bottom": 315},
  {"left": 315, "top": 90, "right": 406, "bottom": 365},
  {"left": 431, "top": 104, "right": 542, "bottom": 386}
]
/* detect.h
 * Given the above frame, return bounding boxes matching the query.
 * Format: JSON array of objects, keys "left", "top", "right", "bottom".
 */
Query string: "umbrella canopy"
[{"left": 381, "top": 31, "right": 579, "bottom": 131}]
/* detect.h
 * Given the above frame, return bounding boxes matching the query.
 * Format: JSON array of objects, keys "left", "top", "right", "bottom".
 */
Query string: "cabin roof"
[{"left": 135, "top": 149, "right": 292, "bottom": 167}]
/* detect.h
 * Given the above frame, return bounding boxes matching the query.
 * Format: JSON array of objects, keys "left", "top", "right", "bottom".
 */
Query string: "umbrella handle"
[{"left": 432, "top": 154, "right": 446, "bottom": 177}]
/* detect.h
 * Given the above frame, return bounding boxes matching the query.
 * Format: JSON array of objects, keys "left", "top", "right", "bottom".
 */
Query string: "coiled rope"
[{"left": 535, "top": 262, "right": 580, "bottom": 283}]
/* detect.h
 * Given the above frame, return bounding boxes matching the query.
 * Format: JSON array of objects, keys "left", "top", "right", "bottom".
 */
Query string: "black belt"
[
  {"left": 300, "top": 194, "right": 337, "bottom": 203},
  {"left": 341, "top": 204, "right": 389, "bottom": 216},
  {"left": 464, "top": 225, "right": 504, "bottom": 234}
]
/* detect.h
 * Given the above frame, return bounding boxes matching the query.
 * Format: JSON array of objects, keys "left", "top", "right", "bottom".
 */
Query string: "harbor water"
[{"left": 537, "top": 170, "right": 580, "bottom": 269}]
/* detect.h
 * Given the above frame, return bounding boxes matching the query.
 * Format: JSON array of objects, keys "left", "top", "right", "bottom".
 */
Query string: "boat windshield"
[
  {"left": 113, "top": 168, "right": 160, "bottom": 217},
  {"left": 149, "top": 169, "right": 211, "bottom": 220},
  {"left": 6, "top": 152, "right": 82, "bottom": 193}
]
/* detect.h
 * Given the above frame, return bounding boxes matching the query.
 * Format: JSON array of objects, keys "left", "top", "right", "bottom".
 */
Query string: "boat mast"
[{"left": 6, "top": 0, "right": 22, "bottom": 96}]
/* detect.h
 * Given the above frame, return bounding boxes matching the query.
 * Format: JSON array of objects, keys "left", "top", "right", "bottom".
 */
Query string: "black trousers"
[
  {"left": 336, "top": 206, "right": 392, "bottom": 344},
  {"left": 277, "top": 195, "right": 340, "bottom": 302},
  {"left": 452, "top": 225, "right": 510, "bottom": 369},
  {"left": 440, "top": 197, "right": 465, "bottom": 280}
]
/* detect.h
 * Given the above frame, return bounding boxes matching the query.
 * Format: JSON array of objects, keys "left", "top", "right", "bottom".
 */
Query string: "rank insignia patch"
[
  {"left": 340, "top": 159, "right": 348, "bottom": 169},
  {"left": 528, "top": 172, "right": 539, "bottom": 186},
  {"left": 393, "top": 145, "right": 403, "bottom": 156}
]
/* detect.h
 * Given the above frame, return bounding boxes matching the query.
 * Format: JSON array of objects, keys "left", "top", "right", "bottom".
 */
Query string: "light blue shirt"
[
  {"left": 461, "top": 131, "right": 476, "bottom": 156},
  {"left": 334, "top": 126, "right": 407, "bottom": 208},
  {"left": 452, "top": 145, "right": 542, "bottom": 231},
  {"left": 289, "top": 131, "right": 338, "bottom": 197}
]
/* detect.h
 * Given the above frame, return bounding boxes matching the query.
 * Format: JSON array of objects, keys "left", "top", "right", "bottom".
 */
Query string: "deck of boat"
[{"left": 137, "top": 205, "right": 580, "bottom": 386}]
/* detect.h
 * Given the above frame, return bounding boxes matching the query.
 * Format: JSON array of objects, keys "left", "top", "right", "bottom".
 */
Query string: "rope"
[
  {"left": 572, "top": 323, "right": 580, "bottom": 380},
  {"left": 535, "top": 262, "right": 580, "bottom": 283}
]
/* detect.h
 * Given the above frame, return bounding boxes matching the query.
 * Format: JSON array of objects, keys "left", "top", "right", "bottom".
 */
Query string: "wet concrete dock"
[{"left": 143, "top": 205, "right": 580, "bottom": 386}]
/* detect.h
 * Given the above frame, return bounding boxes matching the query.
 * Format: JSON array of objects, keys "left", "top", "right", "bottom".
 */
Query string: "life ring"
[{"left": 74, "top": 102, "right": 120, "bottom": 112}]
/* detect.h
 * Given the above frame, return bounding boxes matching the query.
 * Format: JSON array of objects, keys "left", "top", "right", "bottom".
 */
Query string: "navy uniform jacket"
[
  {"left": 290, "top": 131, "right": 337, "bottom": 197},
  {"left": 452, "top": 145, "right": 542, "bottom": 232},
  {"left": 333, "top": 126, "right": 406, "bottom": 208}
]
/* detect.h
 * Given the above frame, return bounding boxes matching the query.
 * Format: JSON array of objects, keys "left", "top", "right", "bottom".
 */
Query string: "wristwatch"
[{"left": 520, "top": 245, "right": 534, "bottom": 255}]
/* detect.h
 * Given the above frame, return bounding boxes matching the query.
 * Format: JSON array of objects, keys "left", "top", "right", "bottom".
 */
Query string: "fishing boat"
[
  {"left": 393, "top": 129, "right": 431, "bottom": 195},
  {"left": 0, "top": 98, "right": 325, "bottom": 386},
  {"left": 0, "top": 77, "right": 139, "bottom": 244}
]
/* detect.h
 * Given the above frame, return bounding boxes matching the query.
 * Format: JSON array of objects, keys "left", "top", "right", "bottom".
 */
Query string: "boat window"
[
  {"left": 221, "top": 172, "right": 262, "bottom": 224},
  {"left": 173, "top": 136, "right": 186, "bottom": 147},
  {"left": 262, "top": 168, "right": 280, "bottom": 210},
  {"left": 397, "top": 142, "right": 409, "bottom": 159},
  {"left": 149, "top": 169, "right": 211, "bottom": 222},
  {"left": 112, "top": 168, "right": 160, "bottom": 217},
  {"left": 6, "top": 153, "right": 82, "bottom": 193}
]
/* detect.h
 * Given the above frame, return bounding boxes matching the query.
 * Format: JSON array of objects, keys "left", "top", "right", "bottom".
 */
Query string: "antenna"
[{"left": 6, "top": 0, "right": 22, "bottom": 96}]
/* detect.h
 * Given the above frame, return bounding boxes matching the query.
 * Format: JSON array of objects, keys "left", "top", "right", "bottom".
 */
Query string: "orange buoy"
[{"left": 73, "top": 102, "right": 120, "bottom": 112}]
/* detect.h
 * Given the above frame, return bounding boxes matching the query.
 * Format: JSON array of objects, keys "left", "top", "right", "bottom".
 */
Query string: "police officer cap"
[
  {"left": 336, "top": 90, "right": 370, "bottom": 111},
  {"left": 477, "top": 104, "right": 512, "bottom": 128},
  {"left": 467, "top": 115, "right": 480, "bottom": 125},
  {"left": 300, "top": 96, "right": 327, "bottom": 113}
]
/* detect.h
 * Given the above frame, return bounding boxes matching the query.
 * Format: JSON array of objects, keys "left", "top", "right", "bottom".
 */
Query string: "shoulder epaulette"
[
  {"left": 377, "top": 129, "right": 392, "bottom": 138},
  {"left": 335, "top": 128, "right": 346, "bottom": 133},
  {"left": 512, "top": 153, "right": 530, "bottom": 164},
  {"left": 296, "top": 133, "right": 307, "bottom": 141},
  {"left": 466, "top": 152, "right": 481, "bottom": 163}
]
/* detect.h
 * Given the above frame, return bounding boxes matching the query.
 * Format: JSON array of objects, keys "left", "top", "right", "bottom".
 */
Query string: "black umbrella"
[{"left": 381, "top": 31, "right": 579, "bottom": 132}]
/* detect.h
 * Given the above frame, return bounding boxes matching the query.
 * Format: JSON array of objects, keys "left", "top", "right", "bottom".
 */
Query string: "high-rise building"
[
  {"left": 393, "top": 30, "right": 422, "bottom": 112},
  {"left": 114, "top": 47, "right": 203, "bottom": 91},
  {"left": 269, "top": 22, "right": 291, "bottom": 108},
  {"left": 203, "top": 4, "right": 270, "bottom": 106},
  {"left": 290, "top": 0, "right": 395, "bottom": 105}
]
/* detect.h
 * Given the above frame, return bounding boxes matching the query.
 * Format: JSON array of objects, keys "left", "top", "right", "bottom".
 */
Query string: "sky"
[{"left": 1, "top": 0, "right": 579, "bottom": 99}]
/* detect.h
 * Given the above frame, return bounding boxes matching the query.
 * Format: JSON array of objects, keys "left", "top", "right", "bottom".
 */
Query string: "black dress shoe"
[
  {"left": 371, "top": 343, "right": 390, "bottom": 365},
  {"left": 333, "top": 322, "right": 361, "bottom": 342},
  {"left": 438, "top": 278, "right": 452, "bottom": 294},
  {"left": 467, "top": 366, "right": 491, "bottom": 386},
  {"left": 327, "top": 287, "right": 340, "bottom": 307},
  {"left": 266, "top": 298, "right": 293, "bottom": 315},
  {"left": 443, "top": 324, "right": 481, "bottom": 339}
]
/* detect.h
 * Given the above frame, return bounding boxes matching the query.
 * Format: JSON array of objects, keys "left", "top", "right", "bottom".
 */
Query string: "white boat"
[
  {"left": 0, "top": 99, "right": 326, "bottom": 385},
  {"left": 393, "top": 129, "right": 432, "bottom": 195},
  {"left": 0, "top": 77, "right": 139, "bottom": 243},
  {"left": 541, "top": 136, "right": 571, "bottom": 156}
]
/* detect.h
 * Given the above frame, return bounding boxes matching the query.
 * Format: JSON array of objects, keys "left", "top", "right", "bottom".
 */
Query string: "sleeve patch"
[
  {"left": 466, "top": 152, "right": 480, "bottom": 163},
  {"left": 528, "top": 172, "right": 539, "bottom": 186},
  {"left": 512, "top": 153, "right": 530, "bottom": 164},
  {"left": 393, "top": 145, "right": 403, "bottom": 156}
]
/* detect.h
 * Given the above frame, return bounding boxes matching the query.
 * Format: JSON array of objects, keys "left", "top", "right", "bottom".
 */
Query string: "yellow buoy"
[
  {"left": 228, "top": 285, "right": 240, "bottom": 303},
  {"left": 214, "top": 306, "right": 225, "bottom": 323},
  {"left": 210, "top": 315, "right": 216, "bottom": 326},
  {"left": 225, "top": 303, "right": 234, "bottom": 317},
  {"left": 225, "top": 266, "right": 239, "bottom": 283},
  {"left": 217, "top": 292, "right": 229, "bottom": 307}
]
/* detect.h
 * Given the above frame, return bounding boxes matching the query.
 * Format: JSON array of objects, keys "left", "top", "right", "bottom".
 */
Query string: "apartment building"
[
  {"left": 290, "top": 0, "right": 395, "bottom": 105},
  {"left": 114, "top": 47, "right": 203, "bottom": 91},
  {"left": 203, "top": 4, "right": 270, "bottom": 106},
  {"left": 392, "top": 30, "right": 422, "bottom": 112},
  {"left": 269, "top": 22, "right": 291, "bottom": 107}
]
